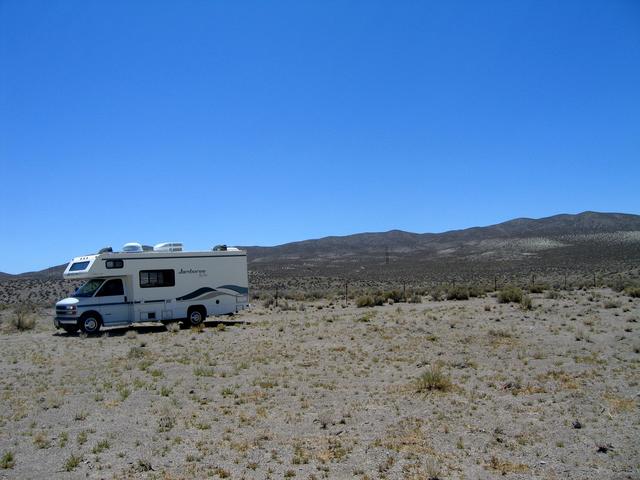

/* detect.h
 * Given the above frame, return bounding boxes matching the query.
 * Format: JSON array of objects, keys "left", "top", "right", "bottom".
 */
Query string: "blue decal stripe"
[
  {"left": 176, "top": 287, "right": 216, "bottom": 301},
  {"left": 218, "top": 285, "right": 249, "bottom": 295}
]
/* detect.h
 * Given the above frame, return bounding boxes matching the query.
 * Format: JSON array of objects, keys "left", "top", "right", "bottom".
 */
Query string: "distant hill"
[
  {"left": 3, "top": 211, "right": 640, "bottom": 282},
  {"left": 1, "top": 264, "right": 67, "bottom": 281},
  {"left": 242, "top": 211, "right": 640, "bottom": 280}
]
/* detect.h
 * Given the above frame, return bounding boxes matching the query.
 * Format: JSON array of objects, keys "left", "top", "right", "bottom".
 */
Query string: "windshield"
[{"left": 74, "top": 279, "right": 105, "bottom": 297}]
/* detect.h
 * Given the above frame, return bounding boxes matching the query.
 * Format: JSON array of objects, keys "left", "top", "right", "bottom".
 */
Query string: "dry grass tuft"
[{"left": 416, "top": 365, "right": 452, "bottom": 393}]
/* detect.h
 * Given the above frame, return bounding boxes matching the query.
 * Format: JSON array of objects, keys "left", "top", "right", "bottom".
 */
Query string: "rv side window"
[
  {"left": 140, "top": 269, "right": 175, "bottom": 288},
  {"left": 95, "top": 279, "right": 124, "bottom": 297},
  {"left": 106, "top": 259, "right": 124, "bottom": 269}
]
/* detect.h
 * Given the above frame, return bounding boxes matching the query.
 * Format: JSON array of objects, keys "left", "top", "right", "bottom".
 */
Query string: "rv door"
[{"left": 93, "top": 278, "right": 130, "bottom": 326}]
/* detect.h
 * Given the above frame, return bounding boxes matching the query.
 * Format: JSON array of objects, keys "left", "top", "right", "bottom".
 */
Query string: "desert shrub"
[
  {"left": 545, "top": 290, "right": 561, "bottom": 299},
  {"left": 10, "top": 304, "right": 36, "bottom": 331},
  {"left": 384, "top": 290, "right": 404, "bottom": 303},
  {"left": 520, "top": 295, "right": 533, "bottom": 310},
  {"left": 528, "top": 284, "right": 546, "bottom": 294},
  {"left": 603, "top": 300, "right": 621, "bottom": 309},
  {"left": 430, "top": 286, "right": 446, "bottom": 301},
  {"left": 166, "top": 322, "right": 180, "bottom": 333},
  {"left": 446, "top": 286, "right": 469, "bottom": 301},
  {"left": 279, "top": 300, "right": 297, "bottom": 311},
  {"left": 262, "top": 295, "right": 275, "bottom": 308},
  {"left": 408, "top": 293, "right": 422, "bottom": 303},
  {"left": 624, "top": 286, "right": 640, "bottom": 298},
  {"left": 356, "top": 295, "right": 373, "bottom": 308},
  {"left": 356, "top": 295, "right": 385, "bottom": 308},
  {"left": 468, "top": 285, "right": 485, "bottom": 298},
  {"left": 608, "top": 278, "right": 627, "bottom": 292},
  {"left": 127, "top": 346, "right": 146, "bottom": 359},
  {"left": 498, "top": 286, "right": 523, "bottom": 304},
  {"left": 416, "top": 365, "right": 452, "bottom": 393}
]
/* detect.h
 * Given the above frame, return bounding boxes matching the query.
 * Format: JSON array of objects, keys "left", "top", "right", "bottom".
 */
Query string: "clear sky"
[{"left": 1, "top": 1, "right": 639, "bottom": 274}]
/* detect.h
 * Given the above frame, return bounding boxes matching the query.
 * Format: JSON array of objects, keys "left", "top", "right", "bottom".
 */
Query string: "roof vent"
[
  {"left": 153, "top": 242, "right": 183, "bottom": 252},
  {"left": 123, "top": 242, "right": 143, "bottom": 253},
  {"left": 213, "top": 244, "right": 227, "bottom": 251},
  {"left": 98, "top": 246, "right": 113, "bottom": 254}
]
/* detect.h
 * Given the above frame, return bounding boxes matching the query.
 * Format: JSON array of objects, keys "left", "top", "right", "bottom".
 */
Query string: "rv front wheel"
[
  {"left": 80, "top": 313, "right": 102, "bottom": 334},
  {"left": 187, "top": 307, "right": 205, "bottom": 326}
]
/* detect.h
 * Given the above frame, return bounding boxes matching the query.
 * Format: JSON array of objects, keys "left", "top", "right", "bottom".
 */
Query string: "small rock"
[
  {"left": 572, "top": 420, "right": 582, "bottom": 429},
  {"left": 597, "top": 444, "right": 613, "bottom": 453}
]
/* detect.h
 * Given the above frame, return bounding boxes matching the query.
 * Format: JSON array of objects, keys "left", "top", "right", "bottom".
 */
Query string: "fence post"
[
  {"left": 593, "top": 272, "right": 596, "bottom": 288},
  {"left": 345, "top": 281, "right": 348, "bottom": 306},
  {"left": 494, "top": 275, "right": 497, "bottom": 292},
  {"left": 275, "top": 286, "right": 278, "bottom": 307},
  {"left": 403, "top": 282, "right": 406, "bottom": 301}
]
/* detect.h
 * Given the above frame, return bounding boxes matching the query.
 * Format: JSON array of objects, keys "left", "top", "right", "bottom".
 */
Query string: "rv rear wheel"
[
  {"left": 80, "top": 313, "right": 102, "bottom": 334},
  {"left": 187, "top": 307, "right": 205, "bottom": 326}
]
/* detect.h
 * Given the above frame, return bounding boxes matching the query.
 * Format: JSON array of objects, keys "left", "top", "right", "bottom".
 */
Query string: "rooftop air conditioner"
[
  {"left": 122, "top": 242, "right": 143, "bottom": 253},
  {"left": 153, "top": 242, "right": 183, "bottom": 252}
]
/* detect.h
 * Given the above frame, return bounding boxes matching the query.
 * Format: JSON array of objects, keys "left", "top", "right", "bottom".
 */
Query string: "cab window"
[{"left": 95, "top": 279, "right": 124, "bottom": 297}]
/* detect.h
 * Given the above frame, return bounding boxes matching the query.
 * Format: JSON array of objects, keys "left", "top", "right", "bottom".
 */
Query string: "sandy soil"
[{"left": 0, "top": 288, "right": 638, "bottom": 479}]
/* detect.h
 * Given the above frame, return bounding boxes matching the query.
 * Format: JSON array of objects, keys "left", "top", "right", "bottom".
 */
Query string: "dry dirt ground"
[{"left": 0, "top": 289, "right": 638, "bottom": 479}]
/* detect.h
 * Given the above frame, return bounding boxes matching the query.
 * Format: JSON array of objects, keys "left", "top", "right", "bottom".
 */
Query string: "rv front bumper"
[{"left": 54, "top": 316, "right": 78, "bottom": 327}]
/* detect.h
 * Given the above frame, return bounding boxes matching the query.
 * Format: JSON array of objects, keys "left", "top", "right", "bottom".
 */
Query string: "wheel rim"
[
  {"left": 84, "top": 317, "right": 98, "bottom": 331},
  {"left": 190, "top": 311, "right": 202, "bottom": 324}
]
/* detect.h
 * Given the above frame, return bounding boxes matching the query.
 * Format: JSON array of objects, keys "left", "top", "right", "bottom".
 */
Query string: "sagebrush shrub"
[
  {"left": 446, "top": 286, "right": 469, "bottom": 301},
  {"left": 356, "top": 295, "right": 384, "bottom": 308},
  {"left": 10, "top": 305, "right": 36, "bottom": 331},
  {"left": 498, "top": 286, "right": 523, "bottom": 304},
  {"left": 528, "top": 284, "right": 545, "bottom": 294},
  {"left": 625, "top": 286, "right": 640, "bottom": 298},
  {"left": 520, "top": 295, "right": 533, "bottom": 310}
]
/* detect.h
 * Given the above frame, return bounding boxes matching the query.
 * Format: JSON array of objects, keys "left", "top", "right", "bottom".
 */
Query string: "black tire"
[
  {"left": 61, "top": 325, "right": 79, "bottom": 334},
  {"left": 186, "top": 306, "right": 206, "bottom": 327},
  {"left": 79, "top": 312, "right": 102, "bottom": 334}
]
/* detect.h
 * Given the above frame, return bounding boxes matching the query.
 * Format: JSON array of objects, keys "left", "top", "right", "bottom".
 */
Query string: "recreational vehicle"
[{"left": 54, "top": 242, "right": 249, "bottom": 334}]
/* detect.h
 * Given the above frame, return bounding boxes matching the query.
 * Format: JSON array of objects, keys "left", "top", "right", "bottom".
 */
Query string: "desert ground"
[{"left": 0, "top": 287, "right": 638, "bottom": 479}]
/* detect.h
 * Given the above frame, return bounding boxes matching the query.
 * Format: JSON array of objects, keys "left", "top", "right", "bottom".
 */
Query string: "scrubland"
[{"left": 0, "top": 287, "right": 638, "bottom": 479}]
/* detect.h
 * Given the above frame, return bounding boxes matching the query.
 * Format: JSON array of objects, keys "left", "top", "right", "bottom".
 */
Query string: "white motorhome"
[{"left": 54, "top": 242, "right": 249, "bottom": 334}]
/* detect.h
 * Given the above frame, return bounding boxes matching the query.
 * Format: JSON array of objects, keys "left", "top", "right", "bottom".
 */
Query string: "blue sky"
[{"left": 1, "top": 1, "right": 639, "bottom": 273}]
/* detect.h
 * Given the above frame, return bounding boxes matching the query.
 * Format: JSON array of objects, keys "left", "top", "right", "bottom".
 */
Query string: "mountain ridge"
[{"left": 2, "top": 211, "right": 639, "bottom": 279}]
